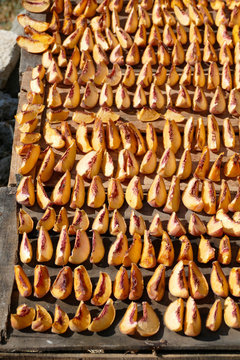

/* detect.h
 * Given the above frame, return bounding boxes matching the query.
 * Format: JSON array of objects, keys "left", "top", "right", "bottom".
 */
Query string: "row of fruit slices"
[
  {"left": 16, "top": 69, "right": 240, "bottom": 115},
  {"left": 15, "top": 168, "right": 240, "bottom": 217},
  {"left": 11, "top": 299, "right": 160, "bottom": 336},
  {"left": 13, "top": 259, "right": 240, "bottom": 301},
  {"left": 42, "top": 60, "right": 240, "bottom": 95},
  {"left": 18, "top": 220, "right": 240, "bottom": 266},
  {"left": 16, "top": 116, "right": 240, "bottom": 179},
  {"left": 10, "top": 295, "right": 240, "bottom": 336},
  {"left": 23, "top": 60, "right": 240, "bottom": 115},
  {"left": 20, "top": 0, "right": 240, "bottom": 21},
  {"left": 17, "top": 0, "right": 240, "bottom": 54},
  {"left": 12, "top": 262, "right": 240, "bottom": 335}
]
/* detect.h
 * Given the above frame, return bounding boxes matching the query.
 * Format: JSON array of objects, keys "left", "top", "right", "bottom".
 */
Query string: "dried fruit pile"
[{"left": 11, "top": 0, "right": 240, "bottom": 340}]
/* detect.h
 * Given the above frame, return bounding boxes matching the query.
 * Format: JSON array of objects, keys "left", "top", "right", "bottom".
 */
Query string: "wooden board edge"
[{"left": 0, "top": 187, "right": 18, "bottom": 344}]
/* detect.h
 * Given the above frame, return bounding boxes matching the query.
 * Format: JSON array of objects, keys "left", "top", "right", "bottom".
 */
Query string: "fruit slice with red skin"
[
  {"left": 50, "top": 170, "right": 71, "bottom": 206},
  {"left": 52, "top": 305, "right": 69, "bottom": 334},
  {"left": 137, "top": 302, "right": 160, "bottom": 337},
  {"left": 129, "top": 263, "right": 144, "bottom": 301},
  {"left": 218, "top": 235, "right": 231, "bottom": 265},
  {"left": 19, "top": 232, "right": 33, "bottom": 264},
  {"left": 36, "top": 226, "right": 53, "bottom": 262},
  {"left": 169, "top": 260, "right": 188, "bottom": 298},
  {"left": 224, "top": 297, "right": 240, "bottom": 329},
  {"left": 91, "top": 272, "right": 112, "bottom": 306},
  {"left": 90, "top": 230, "right": 105, "bottom": 264},
  {"left": 210, "top": 261, "right": 229, "bottom": 297},
  {"left": 88, "top": 298, "right": 116, "bottom": 332},
  {"left": 69, "top": 230, "right": 90, "bottom": 264},
  {"left": 32, "top": 305, "right": 52, "bottom": 332},
  {"left": 207, "top": 216, "right": 223, "bottom": 237},
  {"left": 55, "top": 225, "right": 71, "bottom": 266},
  {"left": 206, "top": 299, "right": 222, "bottom": 332},
  {"left": 34, "top": 264, "right": 51, "bottom": 298},
  {"left": 18, "top": 208, "right": 34, "bottom": 234},
  {"left": 188, "top": 261, "right": 209, "bottom": 300},
  {"left": 113, "top": 266, "right": 129, "bottom": 300},
  {"left": 177, "top": 235, "right": 193, "bottom": 265},
  {"left": 167, "top": 212, "right": 186, "bottom": 237},
  {"left": 139, "top": 230, "right": 156, "bottom": 269},
  {"left": 36, "top": 206, "right": 56, "bottom": 231},
  {"left": 17, "top": 36, "right": 49, "bottom": 53},
  {"left": 147, "top": 264, "right": 165, "bottom": 301},
  {"left": 157, "top": 231, "right": 174, "bottom": 267},
  {"left": 17, "top": 14, "right": 49, "bottom": 32},
  {"left": 184, "top": 297, "right": 201, "bottom": 337},
  {"left": 74, "top": 265, "right": 92, "bottom": 301},
  {"left": 123, "top": 233, "right": 142, "bottom": 267},
  {"left": 14, "top": 265, "right": 32, "bottom": 297},
  {"left": 11, "top": 304, "right": 35, "bottom": 330},
  {"left": 51, "top": 266, "right": 73, "bottom": 300},
  {"left": 108, "top": 232, "right": 128, "bottom": 266},
  {"left": 69, "top": 301, "right": 91, "bottom": 332},
  {"left": 53, "top": 207, "right": 69, "bottom": 233},
  {"left": 16, "top": 175, "right": 35, "bottom": 207},
  {"left": 198, "top": 235, "right": 215, "bottom": 264},
  {"left": 68, "top": 209, "right": 89, "bottom": 235},
  {"left": 119, "top": 302, "right": 138, "bottom": 335},
  {"left": 164, "top": 298, "right": 184, "bottom": 332}
]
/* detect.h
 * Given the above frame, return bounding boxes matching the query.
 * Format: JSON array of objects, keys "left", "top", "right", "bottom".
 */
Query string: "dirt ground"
[{"left": 0, "top": 0, "right": 22, "bottom": 30}]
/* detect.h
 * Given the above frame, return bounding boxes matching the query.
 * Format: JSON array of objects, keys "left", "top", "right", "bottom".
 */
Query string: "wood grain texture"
[{"left": 0, "top": 188, "right": 18, "bottom": 344}]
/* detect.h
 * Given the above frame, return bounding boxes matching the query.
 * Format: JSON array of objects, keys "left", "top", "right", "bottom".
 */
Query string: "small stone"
[{"left": 0, "top": 30, "right": 20, "bottom": 90}]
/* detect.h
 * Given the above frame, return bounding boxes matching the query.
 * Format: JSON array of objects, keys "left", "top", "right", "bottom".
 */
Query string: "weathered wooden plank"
[
  {"left": 0, "top": 188, "right": 18, "bottom": 344},
  {"left": 1, "top": 352, "right": 240, "bottom": 360}
]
